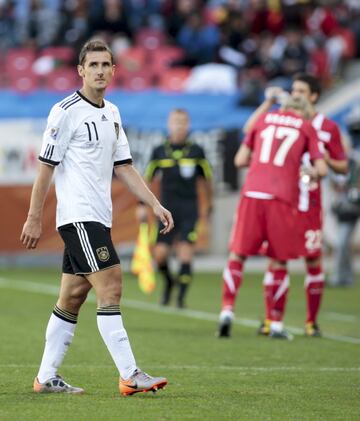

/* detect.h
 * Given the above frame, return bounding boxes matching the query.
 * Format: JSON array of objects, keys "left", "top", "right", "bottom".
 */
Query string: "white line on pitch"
[
  {"left": 0, "top": 277, "right": 359, "bottom": 345},
  {"left": 0, "top": 363, "right": 359, "bottom": 372},
  {"left": 323, "top": 312, "right": 358, "bottom": 323}
]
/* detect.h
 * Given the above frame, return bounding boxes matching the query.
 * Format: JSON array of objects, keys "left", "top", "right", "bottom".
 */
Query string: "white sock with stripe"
[
  {"left": 97, "top": 305, "right": 137, "bottom": 380},
  {"left": 37, "top": 305, "right": 77, "bottom": 383}
]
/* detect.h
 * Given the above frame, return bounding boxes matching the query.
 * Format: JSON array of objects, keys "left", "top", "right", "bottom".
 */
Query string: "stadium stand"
[{"left": 0, "top": 0, "right": 358, "bottom": 93}]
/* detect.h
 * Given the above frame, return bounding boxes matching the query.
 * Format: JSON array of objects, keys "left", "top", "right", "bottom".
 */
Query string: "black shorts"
[
  {"left": 58, "top": 222, "right": 120, "bottom": 275},
  {"left": 157, "top": 201, "right": 198, "bottom": 245}
]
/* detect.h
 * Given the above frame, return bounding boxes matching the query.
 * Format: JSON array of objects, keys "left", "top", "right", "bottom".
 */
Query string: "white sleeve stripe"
[{"left": 73, "top": 223, "right": 99, "bottom": 272}]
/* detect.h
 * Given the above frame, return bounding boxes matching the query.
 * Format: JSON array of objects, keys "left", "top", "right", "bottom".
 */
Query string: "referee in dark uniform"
[{"left": 138, "top": 109, "right": 213, "bottom": 308}]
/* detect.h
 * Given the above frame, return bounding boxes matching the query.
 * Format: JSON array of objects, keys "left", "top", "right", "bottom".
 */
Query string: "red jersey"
[
  {"left": 243, "top": 110, "right": 323, "bottom": 208},
  {"left": 301, "top": 113, "right": 347, "bottom": 210}
]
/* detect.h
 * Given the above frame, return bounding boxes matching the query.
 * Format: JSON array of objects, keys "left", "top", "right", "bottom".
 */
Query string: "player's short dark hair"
[
  {"left": 170, "top": 108, "right": 189, "bottom": 117},
  {"left": 79, "top": 39, "right": 114, "bottom": 66},
  {"left": 293, "top": 73, "right": 322, "bottom": 97}
]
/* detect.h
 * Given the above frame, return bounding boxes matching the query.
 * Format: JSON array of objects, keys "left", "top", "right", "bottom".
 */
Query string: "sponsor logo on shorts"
[{"left": 96, "top": 246, "right": 110, "bottom": 262}]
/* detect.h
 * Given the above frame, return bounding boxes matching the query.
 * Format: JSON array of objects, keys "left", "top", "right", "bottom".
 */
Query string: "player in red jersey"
[
  {"left": 217, "top": 95, "right": 327, "bottom": 339},
  {"left": 244, "top": 74, "right": 348, "bottom": 337}
]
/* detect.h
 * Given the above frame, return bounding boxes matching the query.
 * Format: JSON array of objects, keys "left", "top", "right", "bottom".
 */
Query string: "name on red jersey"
[{"left": 265, "top": 113, "right": 303, "bottom": 129}]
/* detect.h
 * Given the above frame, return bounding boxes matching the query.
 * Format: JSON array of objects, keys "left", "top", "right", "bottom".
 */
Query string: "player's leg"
[
  {"left": 257, "top": 261, "right": 273, "bottom": 336},
  {"left": 217, "top": 197, "right": 264, "bottom": 337},
  {"left": 175, "top": 241, "right": 194, "bottom": 308},
  {"left": 265, "top": 200, "right": 299, "bottom": 340},
  {"left": 267, "top": 260, "right": 293, "bottom": 340},
  {"left": 153, "top": 241, "right": 174, "bottom": 305},
  {"left": 304, "top": 255, "right": 324, "bottom": 337},
  {"left": 59, "top": 221, "right": 167, "bottom": 395},
  {"left": 218, "top": 251, "right": 246, "bottom": 337},
  {"left": 174, "top": 204, "right": 198, "bottom": 308},
  {"left": 88, "top": 265, "right": 167, "bottom": 395},
  {"left": 34, "top": 272, "right": 91, "bottom": 393}
]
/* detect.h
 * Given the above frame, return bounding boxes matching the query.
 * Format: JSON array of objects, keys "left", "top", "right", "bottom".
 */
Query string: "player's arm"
[
  {"left": 243, "top": 87, "right": 284, "bottom": 134},
  {"left": 136, "top": 148, "right": 161, "bottom": 221},
  {"left": 312, "top": 158, "right": 328, "bottom": 178},
  {"left": 325, "top": 155, "right": 348, "bottom": 174},
  {"left": 20, "top": 163, "right": 55, "bottom": 249},
  {"left": 234, "top": 143, "right": 252, "bottom": 168},
  {"left": 114, "top": 163, "right": 174, "bottom": 234},
  {"left": 196, "top": 149, "right": 213, "bottom": 214}
]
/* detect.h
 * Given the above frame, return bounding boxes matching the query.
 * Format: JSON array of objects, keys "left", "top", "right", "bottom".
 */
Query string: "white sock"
[
  {"left": 219, "top": 309, "right": 234, "bottom": 322},
  {"left": 270, "top": 321, "right": 284, "bottom": 333},
  {"left": 97, "top": 305, "right": 137, "bottom": 380},
  {"left": 37, "top": 306, "right": 77, "bottom": 383}
]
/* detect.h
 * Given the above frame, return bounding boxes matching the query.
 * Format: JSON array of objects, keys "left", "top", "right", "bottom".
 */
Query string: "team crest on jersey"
[
  {"left": 114, "top": 122, "right": 119, "bottom": 139},
  {"left": 49, "top": 127, "right": 59, "bottom": 140},
  {"left": 96, "top": 246, "right": 110, "bottom": 262}
]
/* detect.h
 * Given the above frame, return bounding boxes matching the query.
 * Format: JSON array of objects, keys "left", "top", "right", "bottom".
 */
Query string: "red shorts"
[
  {"left": 229, "top": 196, "right": 300, "bottom": 261},
  {"left": 298, "top": 205, "right": 323, "bottom": 259}
]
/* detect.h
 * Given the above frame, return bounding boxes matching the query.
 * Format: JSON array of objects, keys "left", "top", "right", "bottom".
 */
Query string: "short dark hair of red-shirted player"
[
  {"left": 78, "top": 39, "right": 114, "bottom": 66},
  {"left": 293, "top": 73, "right": 322, "bottom": 97}
]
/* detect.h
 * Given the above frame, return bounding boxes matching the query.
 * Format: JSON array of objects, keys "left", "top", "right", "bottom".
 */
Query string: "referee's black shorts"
[
  {"left": 58, "top": 221, "right": 120, "bottom": 275},
  {"left": 157, "top": 200, "right": 198, "bottom": 245}
]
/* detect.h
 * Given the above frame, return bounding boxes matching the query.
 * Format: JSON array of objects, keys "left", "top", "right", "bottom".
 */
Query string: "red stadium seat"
[
  {"left": 158, "top": 68, "right": 191, "bottom": 92},
  {"left": 6, "top": 49, "right": 36, "bottom": 74},
  {"left": 151, "top": 46, "right": 185, "bottom": 77},
  {"left": 9, "top": 73, "right": 40, "bottom": 92},
  {"left": 135, "top": 27, "right": 166, "bottom": 51},
  {"left": 122, "top": 70, "right": 153, "bottom": 91},
  {"left": 39, "top": 46, "right": 75, "bottom": 63},
  {"left": 44, "top": 68, "right": 79, "bottom": 92},
  {"left": 117, "top": 47, "right": 147, "bottom": 73}
]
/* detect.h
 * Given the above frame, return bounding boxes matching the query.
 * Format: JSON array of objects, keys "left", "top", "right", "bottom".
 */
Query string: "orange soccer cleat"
[{"left": 119, "top": 369, "right": 167, "bottom": 396}]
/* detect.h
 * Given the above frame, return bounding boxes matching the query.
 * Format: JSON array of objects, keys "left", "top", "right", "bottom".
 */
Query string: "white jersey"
[{"left": 39, "top": 91, "right": 132, "bottom": 228}]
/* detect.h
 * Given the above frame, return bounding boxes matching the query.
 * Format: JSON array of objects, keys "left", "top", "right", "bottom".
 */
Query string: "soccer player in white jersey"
[
  {"left": 243, "top": 73, "right": 347, "bottom": 338},
  {"left": 20, "top": 39, "right": 174, "bottom": 396}
]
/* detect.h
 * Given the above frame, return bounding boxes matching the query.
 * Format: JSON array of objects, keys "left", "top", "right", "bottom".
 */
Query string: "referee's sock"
[
  {"left": 177, "top": 262, "right": 192, "bottom": 308},
  {"left": 158, "top": 261, "right": 175, "bottom": 305},
  {"left": 37, "top": 305, "right": 78, "bottom": 383},
  {"left": 96, "top": 305, "right": 137, "bottom": 380}
]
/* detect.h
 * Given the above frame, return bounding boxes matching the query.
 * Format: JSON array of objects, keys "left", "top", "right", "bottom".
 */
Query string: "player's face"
[
  {"left": 168, "top": 112, "right": 189, "bottom": 143},
  {"left": 291, "top": 81, "right": 318, "bottom": 104},
  {"left": 78, "top": 51, "right": 114, "bottom": 91}
]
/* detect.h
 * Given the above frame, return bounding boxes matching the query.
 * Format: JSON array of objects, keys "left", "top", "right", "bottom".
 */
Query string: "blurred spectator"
[
  {"left": 15, "top": 0, "right": 61, "bottom": 48},
  {"left": 60, "top": 0, "right": 89, "bottom": 49},
  {"left": 164, "top": 0, "right": 201, "bottom": 41},
  {"left": 0, "top": 0, "right": 358, "bottom": 91},
  {"left": 330, "top": 105, "right": 360, "bottom": 287},
  {"left": 177, "top": 12, "right": 220, "bottom": 66},
  {"left": 89, "top": 0, "right": 132, "bottom": 40},
  {"left": 0, "top": 1, "right": 16, "bottom": 51}
]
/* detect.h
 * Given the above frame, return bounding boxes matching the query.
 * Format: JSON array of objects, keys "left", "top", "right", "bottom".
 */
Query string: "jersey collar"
[{"left": 77, "top": 90, "right": 105, "bottom": 108}]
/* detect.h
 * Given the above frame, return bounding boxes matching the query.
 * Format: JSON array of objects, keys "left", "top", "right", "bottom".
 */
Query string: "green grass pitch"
[{"left": 0, "top": 267, "right": 359, "bottom": 420}]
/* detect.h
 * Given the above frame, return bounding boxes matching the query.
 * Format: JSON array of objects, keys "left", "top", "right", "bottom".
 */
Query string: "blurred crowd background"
[{"left": 1, "top": 0, "right": 360, "bottom": 97}]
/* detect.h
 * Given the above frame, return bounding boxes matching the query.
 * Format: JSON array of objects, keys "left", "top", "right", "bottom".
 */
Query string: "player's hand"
[
  {"left": 152, "top": 203, "right": 174, "bottom": 234},
  {"left": 264, "top": 86, "right": 286, "bottom": 103},
  {"left": 20, "top": 217, "right": 42, "bottom": 249}
]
